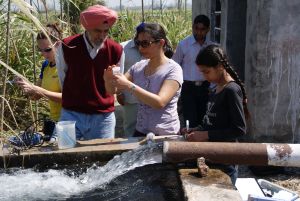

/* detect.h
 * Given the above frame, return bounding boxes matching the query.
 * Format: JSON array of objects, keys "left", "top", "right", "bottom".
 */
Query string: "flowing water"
[{"left": 0, "top": 142, "right": 175, "bottom": 201}]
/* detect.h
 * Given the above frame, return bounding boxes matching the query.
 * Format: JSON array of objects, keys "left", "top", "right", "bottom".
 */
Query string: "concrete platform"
[
  {"left": 179, "top": 168, "right": 242, "bottom": 201},
  {"left": 0, "top": 135, "right": 181, "bottom": 168},
  {"left": 0, "top": 138, "right": 141, "bottom": 168}
]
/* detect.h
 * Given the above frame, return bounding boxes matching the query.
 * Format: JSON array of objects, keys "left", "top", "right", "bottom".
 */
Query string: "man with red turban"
[{"left": 55, "top": 5, "right": 124, "bottom": 140}]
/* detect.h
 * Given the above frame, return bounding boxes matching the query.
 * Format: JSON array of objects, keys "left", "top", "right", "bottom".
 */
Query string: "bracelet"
[{"left": 129, "top": 84, "right": 136, "bottom": 94}]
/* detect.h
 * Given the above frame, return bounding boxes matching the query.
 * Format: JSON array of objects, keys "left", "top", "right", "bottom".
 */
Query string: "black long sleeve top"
[{"left": 201, "top": 81, "right": 246, "bottom": 142}]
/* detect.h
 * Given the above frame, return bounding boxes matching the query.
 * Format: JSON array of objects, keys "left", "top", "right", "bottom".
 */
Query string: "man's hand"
[{"left": 103, "top": 65, "right": 114, "bottom": 82}]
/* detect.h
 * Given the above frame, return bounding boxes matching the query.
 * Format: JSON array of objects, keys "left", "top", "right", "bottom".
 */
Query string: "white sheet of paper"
[{"left": 235, "top": 178, "right": 265, "bottom": 201}]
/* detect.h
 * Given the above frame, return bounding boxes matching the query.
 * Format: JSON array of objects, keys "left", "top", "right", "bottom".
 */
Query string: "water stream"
[{"left": 0, "top": 142, "right": 164, "bottom": 201}]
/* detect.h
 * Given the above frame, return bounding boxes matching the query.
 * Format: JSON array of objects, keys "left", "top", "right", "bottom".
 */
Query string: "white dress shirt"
[
  {"left": 120, "top": 39, "right": 143, "bottom": 104},
  {"left": 172, "top": 35, "right": 214, "bottom": 81}
]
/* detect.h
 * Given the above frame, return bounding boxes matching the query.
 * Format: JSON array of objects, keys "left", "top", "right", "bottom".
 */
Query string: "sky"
[
  {"left": 8, "top": 0, "right": 192, "bottom": 11},
  {"left": 105, "top": 0, "right": 192, "bottom": 10}
]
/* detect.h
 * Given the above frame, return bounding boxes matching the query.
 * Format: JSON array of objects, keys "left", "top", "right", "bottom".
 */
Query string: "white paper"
[{"left": 235, "top": 178, "right": 265, "bottom": 201}]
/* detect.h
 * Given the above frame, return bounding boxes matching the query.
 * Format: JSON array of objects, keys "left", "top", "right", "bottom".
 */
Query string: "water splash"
[
  {"left": 0, "top": 143, "right": 163, "bottom": 201},
  {"left": 78, "top": 142, "right": 163, "bottom": 191}
]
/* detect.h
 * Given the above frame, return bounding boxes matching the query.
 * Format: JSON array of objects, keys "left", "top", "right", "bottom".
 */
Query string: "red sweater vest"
[{"left": 62, "top": 34, "right": 122, "bottom": 114}]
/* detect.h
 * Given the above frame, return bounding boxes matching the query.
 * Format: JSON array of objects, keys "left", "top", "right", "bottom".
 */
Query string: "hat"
[{"left": 80, "top": 5, "right": 118, "bottom": 29}]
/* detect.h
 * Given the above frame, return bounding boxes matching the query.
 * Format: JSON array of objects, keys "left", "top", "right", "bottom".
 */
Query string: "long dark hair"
[
  {"left": 36, "top": 23, "right": 62, "bottom": 42},
  {"left": 135, "top": 22, "right": 173, "bottom": 58},
  {"left": 196, "top": 44, "right": 250, "bottom": 120}
]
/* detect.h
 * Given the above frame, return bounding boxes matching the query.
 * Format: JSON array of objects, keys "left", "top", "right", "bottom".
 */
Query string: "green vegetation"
[
  {"left": 112, "top": 9, "right": 192, "bottom": 48},
  {"left": 0, "top": 1, "right": 192, "bottom": 137}
]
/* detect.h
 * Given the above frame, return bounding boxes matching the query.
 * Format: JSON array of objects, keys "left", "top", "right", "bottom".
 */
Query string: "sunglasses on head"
[
  {"left": 38, "top": 47, "right": 52, "bottom": 53},
  {"left": 134, "top": 39, "right": 160, "bottom": 48}
]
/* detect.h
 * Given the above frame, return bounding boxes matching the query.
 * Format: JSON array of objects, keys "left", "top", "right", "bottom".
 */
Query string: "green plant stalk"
[
  {"left": 30, "top": 0, "right": 38, "bottom": 122},
  {"left": 1, "top": 0, "right": 11, "bottom": 170}
]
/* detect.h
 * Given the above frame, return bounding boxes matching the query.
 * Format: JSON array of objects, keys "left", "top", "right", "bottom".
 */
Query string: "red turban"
[{"left": 80, "top": 5, "right": 118, "bottom": 29}]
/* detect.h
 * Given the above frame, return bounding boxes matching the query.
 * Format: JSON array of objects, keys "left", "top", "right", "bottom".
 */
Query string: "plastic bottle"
[{"left": 112, "top": 66, "right": 121, "bottom": 75}]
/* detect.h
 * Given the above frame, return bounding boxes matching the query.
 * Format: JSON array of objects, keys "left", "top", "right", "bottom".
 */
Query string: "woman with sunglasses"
[
  {"left": 16, "top": 24, "right": 62, "bottom": 141},
  {"left": 105, "top": 23, "right": 183, "bottom": 136}
]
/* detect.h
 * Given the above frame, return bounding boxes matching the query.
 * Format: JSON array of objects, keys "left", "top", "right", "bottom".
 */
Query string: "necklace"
[
  {"left": 144, "top": 65, "right": 158, "bottom": 77},
  {"left": 145, "top": 56, "right": 168, "bottom": 77}
]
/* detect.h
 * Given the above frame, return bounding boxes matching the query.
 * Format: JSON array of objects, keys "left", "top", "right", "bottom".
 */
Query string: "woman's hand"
[
  {"left": 184, "top": 131, "right": 209, "bottom": 142},
  {"left": 180, "top": 127, "right": 198, "bottom": 135},
  {"left": 15, "top": 76, "right": 61, "bottom": 102},
  {"left": 15, "top": 77, "right": 36, "bottom": 95},
  {"left": 113, "top": 73, "right": 132, "bottom": 91}
]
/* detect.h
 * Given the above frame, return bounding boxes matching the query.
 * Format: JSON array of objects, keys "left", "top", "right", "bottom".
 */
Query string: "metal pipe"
[{"left": 163, "top": 142, "right": 300, "bottom": 167}]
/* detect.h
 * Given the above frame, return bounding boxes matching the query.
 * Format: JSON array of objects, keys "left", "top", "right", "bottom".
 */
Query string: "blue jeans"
[{"left": 60, "top": 108, "right": 115, "bottom": 140}]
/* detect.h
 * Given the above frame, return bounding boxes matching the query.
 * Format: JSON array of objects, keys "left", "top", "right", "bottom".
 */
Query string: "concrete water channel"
[{"left": 0, "top": 137, "right": 241, "bottom": 201}]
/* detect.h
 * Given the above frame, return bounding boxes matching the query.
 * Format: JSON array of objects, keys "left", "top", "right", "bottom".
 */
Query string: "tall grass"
[
  {"left": 111, "top": 9, "right": 192, "bottom": 49},
  {"left": 0, "top": 2, "right": 51, "bottom": 136}
]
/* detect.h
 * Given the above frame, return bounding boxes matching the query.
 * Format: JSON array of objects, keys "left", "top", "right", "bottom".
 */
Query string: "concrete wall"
[
  {"left": 192, "top": 0, "right": 210, "bottom": 21},
  {"left": 245, "top": 0, "right": 300, "bottom": 142},
  {"left": 192, "top": 0, "right": 300, "bottom": 142},
  {"left": 223, "top": 0, "right": 247, "bottom": 81}
]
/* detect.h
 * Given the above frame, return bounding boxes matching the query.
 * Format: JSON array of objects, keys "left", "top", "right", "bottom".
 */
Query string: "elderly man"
[{"left": 56, "top": 5, "right": 123, "bottom": 140}]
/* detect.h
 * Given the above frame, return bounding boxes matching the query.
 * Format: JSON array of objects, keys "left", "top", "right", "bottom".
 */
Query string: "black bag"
[{"left": 43, "top": 119, "right": 56, "bottom": 141}]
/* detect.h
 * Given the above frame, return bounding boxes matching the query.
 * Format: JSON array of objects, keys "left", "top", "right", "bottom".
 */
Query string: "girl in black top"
[{"left": 182, "top": 45, "right": 250, "bottom": 184}]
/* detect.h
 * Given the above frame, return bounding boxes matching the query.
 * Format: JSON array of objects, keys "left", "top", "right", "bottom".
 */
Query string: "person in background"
[
  {"left": 172, "top": 14, "right": 214, "bottom": 128},
  {"left": 105, "top": 23, "right": 183, "bottom": 136},
  {"left": 182, "top": 44, "right": 249, "bottom": 184},
  {"left": 117, "top": 24, "right": 143, "bottom": 137},
  {"left": 16, "top": 23, "right": 63, "bottom": 142},
  {"left": 56, "top": 5, "right": 124, "bottom": 140}
]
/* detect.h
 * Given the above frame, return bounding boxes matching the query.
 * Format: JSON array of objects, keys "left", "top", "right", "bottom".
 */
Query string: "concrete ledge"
[
  {"left": 179, "top": 168, "right": 242, "bottom": 201},
  {"left": 0, "top": 138, "right": 141, "bottom": 168},
  {"left": 0, "top": 135, "right": 182, "bottom": 168}
]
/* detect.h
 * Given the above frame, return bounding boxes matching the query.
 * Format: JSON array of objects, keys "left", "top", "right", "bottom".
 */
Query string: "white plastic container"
[
  {"left": 236, "top": 178, "right": 299, "bottom": 201},
  {"left": 112, "top": 66, "right": 121, "bottom": 75},
  {"left": 56, "top": 121, "right": 76, "bottom": 149},
  {"left": 257, "top": 179, "right": 299, "bottom": 201}
]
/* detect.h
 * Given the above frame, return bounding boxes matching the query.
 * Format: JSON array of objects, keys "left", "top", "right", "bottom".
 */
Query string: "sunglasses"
[
  {"left": 38, "top": 47, "right": 53, "bottom": 53},
  {"left": 135, "top": 39, "right": 160, "bottom": 48}
]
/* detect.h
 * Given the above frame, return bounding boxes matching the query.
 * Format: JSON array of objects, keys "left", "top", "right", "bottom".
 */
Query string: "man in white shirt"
[
  {"left": 172, "top": 15, "right": 214, "bottom": 128},
  {"left": 117, "top": 36, "right": 143, "bottom": 137}
]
